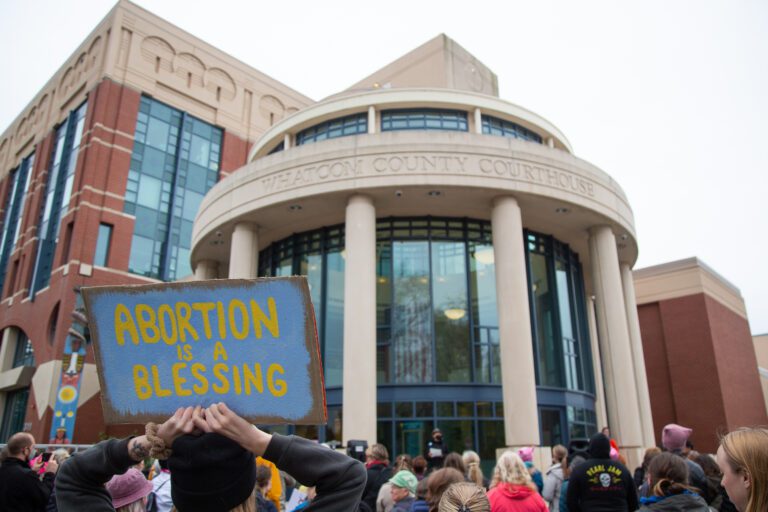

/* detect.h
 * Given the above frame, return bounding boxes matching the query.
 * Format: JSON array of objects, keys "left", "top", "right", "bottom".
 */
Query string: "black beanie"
[
  {"left": 588, "top": 433, "right": 611, "bottom": 459},
  {"left": 169, "top": 433, "right": 256, "bottom": 512}
]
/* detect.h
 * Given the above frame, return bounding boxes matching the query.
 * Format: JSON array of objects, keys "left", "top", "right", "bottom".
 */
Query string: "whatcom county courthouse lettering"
[{"left": 260, "top": 154, "right": 596, "bottom": 197}]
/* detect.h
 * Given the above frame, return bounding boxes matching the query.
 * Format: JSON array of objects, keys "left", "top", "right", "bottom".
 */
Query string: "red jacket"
[{"left": 488, "top": 483, "right": 548, "bottom": 512}]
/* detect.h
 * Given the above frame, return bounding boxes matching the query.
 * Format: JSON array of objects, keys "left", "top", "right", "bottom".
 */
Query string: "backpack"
[{"left": 145, "top": 478, "right": 169, "bottom": 512}]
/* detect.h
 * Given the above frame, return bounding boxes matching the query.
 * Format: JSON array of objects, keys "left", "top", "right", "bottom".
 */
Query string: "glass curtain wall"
[
  {"left": 125, "top": 96, "right": 221, "bottom": 280},
  {"left": 0, "top": 152, "right": 34, "bottom": 293},
  {"left": 30, "top": 102, "right": 88, "bottom": 296}
]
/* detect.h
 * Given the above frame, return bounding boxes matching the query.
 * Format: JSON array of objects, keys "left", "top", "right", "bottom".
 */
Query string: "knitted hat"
[
  {"left": 169, "top": 433, "right": 256, "bottom": 512},
  {"left": 389, "top": 470, "right": 418, "bottom": 494},
  {"left": 662, "top": 424, "right": 692, "bottom": 451},
  {"left": 106, "top": 468, "right": 153, "bottom": 509},
  {"left": 518, "top": 446, "right": 534, "bottom": 462}
]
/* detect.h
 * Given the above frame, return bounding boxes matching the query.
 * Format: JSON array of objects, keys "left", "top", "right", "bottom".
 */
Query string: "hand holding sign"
[{"left": 193, "top": 402, "right": 273, "bottom": 457}]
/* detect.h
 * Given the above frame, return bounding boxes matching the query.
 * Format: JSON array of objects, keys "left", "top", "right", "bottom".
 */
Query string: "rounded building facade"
[{"left": 190, "top": 88, "right": 653, "bottom": 468}]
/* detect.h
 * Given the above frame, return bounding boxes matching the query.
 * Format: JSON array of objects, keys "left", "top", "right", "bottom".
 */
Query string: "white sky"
[{"left": 1, "top": 0, "right": 766, "bottom": 334}]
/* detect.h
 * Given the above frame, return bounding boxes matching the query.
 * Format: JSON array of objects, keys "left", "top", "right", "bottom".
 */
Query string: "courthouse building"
[{"left": 4, "top": 0, "right": 763, "bottom": 471}]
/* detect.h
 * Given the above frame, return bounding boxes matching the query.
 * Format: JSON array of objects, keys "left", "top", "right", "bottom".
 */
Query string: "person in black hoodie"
[
  {"left": 361, "top": 443, "right": 391, "bottom": 511},
  {"left": 565, "top": 433, "right": 638, "bottom": 512}
]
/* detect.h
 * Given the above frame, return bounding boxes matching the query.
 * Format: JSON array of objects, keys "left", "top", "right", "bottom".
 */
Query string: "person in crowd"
[
  {"left": 256, "top": 456, "right": 283, "bottom": 511},
  {"left": 148, "top": 458, "right": 172, "bottom": 512},
  {"left": 427, "top": 468, "right": 466, "bottom": 512},
  {"left": 634, "top": 447, "right": 662, "bottom": 493},
  {"left": 692, "top": 453, "right": 738, "bottom": 511},
  {"left": 438, "top": 482, "right": 490, "bottom": 512},
  {"left": 518, "top": 447, "right": 543, "bottom": 493},
  {"left": 487, "top": 450, "right": 547, "bottom": 512},
  {"left": 45, "top": 449, "right": 71, "bottom": 512},
  {"left": 388, "top": 470, "right": 418, "bottom": 512},
  {"left": 443, "top": 453, "right": 467, "bottom": 476},
  {"left": 0, "top": 432, "right": 59, "bottom": 511},
  {"left": 542, "top": 445, "right": 567, "bottom": 511},
  {"left": 637, "top": 452, "right": 709, "bottom": 511},
  {"left": 104, "top": 468, "right": 153, "bottom": 512},
  {"left": 661, "top": 424, "right": 707, "bottom": 494},
  {"left": 565, "top": 433, "right": 637, "bottom": 512},
  {"left": 55, "top": 403, "right": 366, "bottom": 512},
  {"left": 716, "top": 427, "right": 768, "bottom": 512},
  {"left": 426, "top": 429, "right": 449, "bottom": 471},
  {"left": 363, "top": 443, "right": 393, "bottom": 511},
  {"left": 558, "top": 454, "right": 585, "bottom": 512},
  {"left": 600, "top": 427, "right": 620, "bottom": 457},
  {"left": 682, "top": 441, "right": 694, "bottom": 459},
  {"left": 377, "top": 454, "right": 413, "bottom": 512},
  {"left": 413, "top": 456, "right": 429, "bottom": 481},
  {"left": 412, "top": 478, "right": 430, "bottom": 512},
  {"left": 463, "top": 450, "right": 489, "bottom": 489},
  {"left": 255, "top": 465, "right": 277, "bottom": 512}
]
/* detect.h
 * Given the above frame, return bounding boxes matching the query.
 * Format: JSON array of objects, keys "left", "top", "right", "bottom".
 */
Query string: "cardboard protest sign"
[{"left": 81, "top": 277, "right": 326, "bottom": 425}]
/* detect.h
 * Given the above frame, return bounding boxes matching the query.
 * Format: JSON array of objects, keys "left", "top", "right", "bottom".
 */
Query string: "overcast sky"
[{"left": 1, "top": 0, "right": 766, "bottom": 334}]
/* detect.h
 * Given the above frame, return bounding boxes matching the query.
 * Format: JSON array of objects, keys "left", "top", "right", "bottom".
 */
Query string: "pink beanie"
[
  {"left": 662, "top": 423, "right": 692, "bottom": 451},
  {"left": 518, "top": 446, "right": 534, "bottom": 462},
  {"left": 609, "top": 447, "right": 619, "bottom": 461}
]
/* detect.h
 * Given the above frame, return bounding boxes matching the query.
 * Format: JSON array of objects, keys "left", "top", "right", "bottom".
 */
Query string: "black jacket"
[
  {"left": 638, "top": 492, "right": 710, "bottom": 511},
  {"left": 565, "top": 434, "right": 638, "bottom": 512},
  {"left": 0, "top": 457, "right": 56, "bottom": 511},
  {"left": 361, "top": 463, "right": 391, "bottom": 511},
  {"left": 56, "top": 434, "right": 366, "bottom": 512}
]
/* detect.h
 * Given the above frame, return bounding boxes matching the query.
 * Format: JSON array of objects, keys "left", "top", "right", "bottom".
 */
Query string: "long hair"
[
  {"left": 438, "top": 482, "right": 490, "bottom": 512},
  {"left": 462, "top": 450, "right": 485, "bottom": 488},
  {"left": 394, "top": 453, "right": 413, "bottom": 472},
  {"left": 444, "top": 452, "right": 466, "bottom": 474},
  {"left": 495, "top": 450, "right": 533, "bottom": 488},
  {"left": 720, "top": 428, "right": 768, "bottom": 512},
  {"left": 427, "top": 468, "right": 465, "bottom": 512},
  {"left": 170, "top": 489, "right": 257, "bottom": 512},
  {"left": 648, "top": 452, "right": 697, "bottom": 497},
  {"left": 116, "top": 501, "right": 148, "bottom": 512}
]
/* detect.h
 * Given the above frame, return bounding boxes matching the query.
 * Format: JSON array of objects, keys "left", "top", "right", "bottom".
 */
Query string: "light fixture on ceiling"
[{"left": 444, "top": 308, "right": 467, "bottom": 320}]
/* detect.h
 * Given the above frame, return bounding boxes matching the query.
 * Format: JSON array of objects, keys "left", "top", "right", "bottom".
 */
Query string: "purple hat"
[
  {"left": 106, "top": 468, "right": 153, "bottom": 508},
  {"left": 518, "top": 446, "right": 534, "bottom": 462},
  {"left": 662, "top": 424, "right": 692, "bottom": 451}
]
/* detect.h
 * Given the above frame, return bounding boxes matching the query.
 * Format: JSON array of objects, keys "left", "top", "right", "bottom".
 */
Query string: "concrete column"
[
  {"left": 474, "top": 108, "right": 483, "bottom": 134},
  {"left": 283, "top": 133, "right": 292, "bottom": 150},
  {"left": 491, "top": 196, "right": 540, "bottom": 447},
  {"left": 588, "top": 226, "right": 642, "bottom": 449},
  {"left": 342, "top": 194, "right": 377, "bottom": 444},
  {"left": 368, "top": 106, "right": 377, "bottom": 134},
  {"left": 194, "top": 260, "right": 217, "bottom": 280},
  {"left": 229, "top": 223, "right": 258, "bottom": 279},
  {"left": 621, "top": 263, "right": 656, "bottom": 448},
  {"left": 586, "top": 295, "right": 609, "bottom": 431}
]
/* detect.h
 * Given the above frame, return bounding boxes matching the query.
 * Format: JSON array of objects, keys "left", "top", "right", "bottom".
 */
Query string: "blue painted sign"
[{"left": 81, "top": 277, "right": 326, "bottom": 425}]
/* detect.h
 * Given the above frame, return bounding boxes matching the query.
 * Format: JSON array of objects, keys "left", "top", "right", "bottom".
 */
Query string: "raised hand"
[
  {"left": 157, "top": 406, "right": 197, "bottom": 446},
  {"left": 193, "top": 402, "right": 272, "bottom": 456}
]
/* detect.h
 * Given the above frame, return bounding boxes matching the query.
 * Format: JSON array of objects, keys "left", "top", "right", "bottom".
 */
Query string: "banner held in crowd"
[{"left": 81, "top": 277, "right": 326, "bottom": 425}]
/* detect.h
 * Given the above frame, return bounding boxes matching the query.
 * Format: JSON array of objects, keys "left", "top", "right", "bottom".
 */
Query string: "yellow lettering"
[
  {"left": 216, "top": 301, "right": 227, "bottom": 340},
  {"left": 171, "top": 363, "right": 192, "bottom": 397},
  {"left": 135, "top": 304, "right": 160, "bottom": 343},
  {"left": 250, "top": 297, "right": 280, "bottom": 339},
  {"left": 115, "top": 304, "right": 139, "bottom": 346},
  {"left": 158, "top": 304, "right": 178, "bottom": 345},
  {"left": 228, "top": 299, "right": 249, "bottom": 340},
  {"left": 182, "top": 344, "right": 193, "bottom": 361},
  {"left": 212, "top": 363, "right": 230, "bottom": 394},
  {"left": 191, "top": 302, "right": 215, "bottom": 339},
  {"left": 243, "top": 363, "right": 264, "bottom": 395},
  {"left": 151, "top": 365, "right": 172, "bottom": 397},
  {"left": 133, "top": 364, "right": 152, "bottom": 399},
  {"left": 191, "top": 363, "right": 209, "bottom": 394},
  {"left": 175, "top": 302, "right": 198, "bottom": 342},
  {"left": 232, "top": 365, "right": 242, "bottom": 395},
  {"left": 213, "top": 341, "right": 228, "bottom": 361},
  {"left": 267, "top": 363, "right": 287, "bottom": 397}
]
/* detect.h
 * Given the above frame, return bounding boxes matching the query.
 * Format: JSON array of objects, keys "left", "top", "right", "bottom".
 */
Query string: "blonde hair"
[
  {"left": 438, "top": 482, "right": 490, "bottom": 512},
  {"left": 116, "top": 501, "right": 147, "bottom": 512},
  {"left": 462, "top": 450, "right": 485, "bottom": 488},
  {"left": 552, "top": 444, "right": 567, "bottom": 463},
  {"left": 720, "top": 428, "right": 768, "bottom": 512},
  {"left": 52, "top": 448, "right": 70, "bottom": 465},
  {"left": 170, "top": 489, "right": 257, "bottom": 512},
  {"left": 369, "top": 443, "right": 390, "bottom": 464},
  {"left": 495, "top": 451, "right": 533, "bottom": 488}
]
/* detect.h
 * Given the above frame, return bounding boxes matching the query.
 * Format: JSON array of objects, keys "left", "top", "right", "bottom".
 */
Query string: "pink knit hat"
[
  {"left": 106, "top": 468, "right": 153, "bottom": 508},
  {"left": 518, "top": 446, "right": 534, "bottom": 462},
  {"left": 662, "top": 423, "right": 692, "bottom": 451}
]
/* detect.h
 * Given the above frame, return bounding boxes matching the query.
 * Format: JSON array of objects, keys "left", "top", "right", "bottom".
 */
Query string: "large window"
[
  {"left": 12, "top": 331, "right": 34, "bottom": 368},
  {"left": 482, "top": 115, "right": 543, "bottom": 143},
  {"left": 381, "top": 109, "right": 468, "bottom": 132},
  {"left": 258, "top": 227, "right": 346, "bottom": 387},
  {"left": 295, "top": 114, "right": 367, "bottom": 146},
  {"left": 30, "top": 102, "right": 87, "bottom": 296},
  {"left": 125, "top": 96, "right": 221, "bottom": 280},
  {"left": 0, "top": 152, "right": 34, "bottom": 293},
  {"left": 0, "top": 388, "right": 29, "bottom": 442}
]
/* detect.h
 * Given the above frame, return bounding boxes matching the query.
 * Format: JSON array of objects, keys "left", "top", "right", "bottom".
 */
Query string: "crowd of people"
[{"left": 0, "top": 410, "right": 766, "bottom": 512}]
